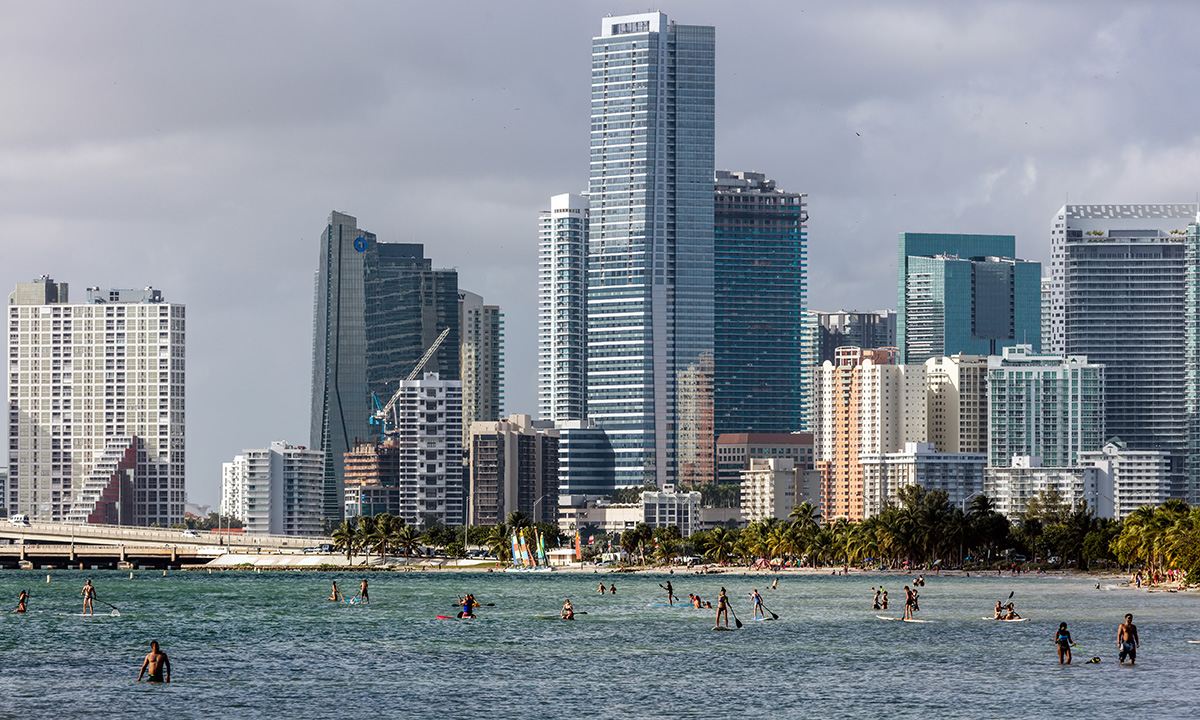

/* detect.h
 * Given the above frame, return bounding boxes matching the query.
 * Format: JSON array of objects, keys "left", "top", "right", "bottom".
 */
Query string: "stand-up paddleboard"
[
  {"left": 648, "top": 603, "right": 691, "bottom": 608},
  {"left": 982, "top": 617, "right": 1030, "bottom": 622},
  {"left": 875, "top": 615, "right": 902, "bottom": 621},
  {"left": 753, "top": 617, "right": 776, "bottom": 621},
  {"left": 903, "top": 618, "right": 933, "bottom": 623},
  {"left": 712, "top": 626, "right": 734, "bottom": 631},
  {"left": 1187, "top": 640, "right": 1200, "bottom": 644},
  {"left": 535, "top": 615, "right": 571, "bottom": 621}
]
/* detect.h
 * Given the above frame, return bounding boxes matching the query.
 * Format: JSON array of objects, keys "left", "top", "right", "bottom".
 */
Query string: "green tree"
[
  {"left": 486, "top": 523, "right": 512, "bottom": 562},
  {"left": 705, "top": 526, "right": 737, "bottom": 564},
  {"left": 392, "top": 525, "right": 422, "bottom": 564},
  {"left": 332, "top": 519, "right": 358, "bottom": 565}
]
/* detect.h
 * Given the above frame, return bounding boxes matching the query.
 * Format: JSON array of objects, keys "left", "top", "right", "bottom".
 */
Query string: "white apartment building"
[
  {"left": 925, "top": 354, "right": 988, "bottom": 454},
  {"left": 388, "top": 372, "right": 463, "bottom": 526},
  {"left": 221, "top": 441, "right": 323, "bottom": 536},
  {"left": 7, "top": 278, "right": 186, "bottom": 526},
  {"left": 861, "top": 442, "right": 987, "bottom": 518},
  {"left": 1078, "top": 440, "right": 1172, "bottom": 520},
  {"left": 537, "top": 193, "right": 589, "bottom": 423},
  {"left": 984, "top": 456, "right": 1099, "bottom": 520},
  {"left": 740, "top": 458, "right": 796, "bottom": 523},
  {"left": 642, "top": 488, "right": 702, "bottom": 538},
  {"left": 987, "top": 345, "right": 1105, "bottom": 468}
]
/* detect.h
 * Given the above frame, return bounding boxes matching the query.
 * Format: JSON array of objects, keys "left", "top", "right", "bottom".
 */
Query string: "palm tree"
[
  {"left": 393, "top": 525, "right": 421, "bottom": 564},
  {"left": 506, "top": 511, "right": 531, "bottom": 529},
  {"left": 789, "top": 501, "right": 821, "bottom": 531},
  {"left": 705, "top": 526, "right": 737, "bottom": 565},
  {"left": 356, "top": 514, "right": 377, "bottom": 566},
  {"left": 486, "top": 523, "right": 512, "bottom": 562},
  {"left": 369, "top": 514, "right": 398, "bottom": 561},
  {"left": 332, "top": 519, "right": 357, "bottom": 565}
]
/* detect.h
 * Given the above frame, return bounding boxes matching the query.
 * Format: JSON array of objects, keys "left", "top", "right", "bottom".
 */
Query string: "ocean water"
[{"left": 0, "top": 568, "right": 1197, "bottom": 719}]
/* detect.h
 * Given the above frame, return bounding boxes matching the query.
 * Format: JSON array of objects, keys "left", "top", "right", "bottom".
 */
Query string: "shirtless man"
[
  {"left": 609, "top": 583, "right": 616, "bottom": 595},
  {"left": 598, "top": 582, "right": 606, "bottom": 593},
  {"left": 137, "top": 640, "right": 171, "bottom": 683},
  {"left": 359, "top": 579, "right": 369, "bottom": 603},
  {"left": 81, "top": 579, "right": 96, "bottom": 615},
  {"left": 1118, "top": 613, "right": 1139, "bottom": 665},
  {"left": 561, "top": 598, "right": 575, "bottom": 620}
]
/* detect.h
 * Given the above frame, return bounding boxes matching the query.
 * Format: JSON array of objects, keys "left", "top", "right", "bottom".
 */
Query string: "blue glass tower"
[
  {"left": 587, "top": 12, "right": 715, "bottom": 487},
  {"left": 897, "top": 233, "right": 1040, "bottom": 363},
  {"left": 713, "top": 170, "right": 807, "bottom": 436}
]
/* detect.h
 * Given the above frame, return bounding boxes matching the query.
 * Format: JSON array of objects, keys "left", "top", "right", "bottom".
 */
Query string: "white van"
[{"left": 8, "top": 514, "right": 30, "bottom": 526}]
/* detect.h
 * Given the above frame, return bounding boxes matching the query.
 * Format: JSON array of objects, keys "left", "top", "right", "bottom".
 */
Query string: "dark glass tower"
[
  {"left": 310, "top": 211, "right": 459, "bottom": 521},
  {"left": 713, "top": 170, "right": 807, "bottom": 436},
  {"left": 586, "top": 12, "right": 715, "bottom": 487}
]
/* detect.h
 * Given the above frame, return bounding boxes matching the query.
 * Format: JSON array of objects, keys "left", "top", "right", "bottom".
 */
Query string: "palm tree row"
[
  {"left": 331, "top": 513, "right": 424, "bottom": 566},
  {"left": 1111, "top": 500, "right": 1200, "bottom": 581}
]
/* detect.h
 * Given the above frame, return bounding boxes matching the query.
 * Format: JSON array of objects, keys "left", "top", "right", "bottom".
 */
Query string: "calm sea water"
[{"left": 0, "top": 568, "right": 1197, "bottom": 719}]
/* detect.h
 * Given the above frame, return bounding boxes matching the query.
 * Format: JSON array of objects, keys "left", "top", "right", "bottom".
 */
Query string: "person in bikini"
[{"left": 561, "top": 598, "right": 575, "bottom": 620}]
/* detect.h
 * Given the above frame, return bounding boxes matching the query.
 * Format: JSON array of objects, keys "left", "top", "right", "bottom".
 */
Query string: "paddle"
[
  {"left": 94, "top": 598, "right": 120, "bottom": 616},
  {"left": 450, "top": 602, "right": 494, "bottom": 607},
  {"left": 727, "top": 602, "right": 743, "bottom": 629},
  {"left": 759, "top": 602, "right": 779, "bottom": 621}
]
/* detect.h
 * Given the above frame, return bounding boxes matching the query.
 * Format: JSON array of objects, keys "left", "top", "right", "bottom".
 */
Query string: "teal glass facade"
[
  {"left": 713, "top": 171, "right": 806, "bottom": 435},
  {"left": 587, "top": 13, "right": 715, "bottom": 487},
  {"left": 898, "top": 233, "right": 1039, "bottom": 363},
  {"left": 1187, "top": 220, "right": 1200, "bottom": 505}
]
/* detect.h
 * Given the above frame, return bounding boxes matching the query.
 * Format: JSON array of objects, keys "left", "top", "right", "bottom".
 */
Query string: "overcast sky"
[{"left": 4, "top": 1, "right": 1199, "bottom": 508}]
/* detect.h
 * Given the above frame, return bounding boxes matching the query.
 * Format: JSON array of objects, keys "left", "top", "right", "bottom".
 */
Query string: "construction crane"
[{"left": 368, "top": 327, "right": 451, "bottom": 441}]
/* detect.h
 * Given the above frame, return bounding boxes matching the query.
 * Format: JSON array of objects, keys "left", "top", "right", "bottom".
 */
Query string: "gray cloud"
[{"left": 3, "top": 1, "right": 1198, "bottom": 506}]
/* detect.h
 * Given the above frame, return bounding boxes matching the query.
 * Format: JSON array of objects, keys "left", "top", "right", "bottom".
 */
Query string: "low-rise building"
[
  {"left": 740, "top": 458, "right": 797, "bottom": 523},
  {"left": 861, "top": 442, "right": 986, "bottom": 518},
  {"left": 1078, "top": 439, "right": 1172, "bottom": 519},
  {"left": 984, "top": 456, "right": 1098, "bottom": 520},
  {"left": 642, "top": 488, "right": 702, "bottom": 537}
]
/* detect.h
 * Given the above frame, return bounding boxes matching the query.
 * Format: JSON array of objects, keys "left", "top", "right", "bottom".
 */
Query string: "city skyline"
[{"left": 5, "top": 2, "right": 1200, "bottom": 506}]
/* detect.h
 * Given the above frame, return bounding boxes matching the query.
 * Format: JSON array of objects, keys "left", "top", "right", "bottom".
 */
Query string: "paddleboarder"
[
  {"left": 561, "top": 598, "right": 575, "bottom": 620},
  {"left": 715, "top": 587, "right": 730, "bottom": 629},
  {"left": 1055, "top": 622, "right": 1076, "bottom": 664},
  {"left": 359, "top": 579, "right": 369, "bottom": 603},
  {"left": 1118, "top": 614, "right": 1139, "bottom": 665},
  {"left": 137, "top": 640, "right": 171, "bottom": 683},
  {"left": 328, "top": 581, "right": 344, "bottom": 602},
  {"left": 750, "top": 589, "right": 765, "bottom": 619},
  {"left": 81, "top": 579, "right": 96, "bottom": 615},
  {"left": 13, "top": 589, "right": 28, "bottom": 613},
  {"left": 903, "top": 586, "right": 915, "bottom": 620},
  {"left": 662, "top": 580, "right": 675, "bottom": 606}
]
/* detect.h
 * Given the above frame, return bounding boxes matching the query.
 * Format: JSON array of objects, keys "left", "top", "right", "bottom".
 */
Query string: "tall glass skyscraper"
[
  {"left": 586, "top": 12, "right": 715, "bottom": 487},
  {"left": 713, "top": 170, "right": 807, "bottom": 437},
  {"left": 1186, "top": 215, "right": 1200, "bottom": 505},
  {"left": 1048, "top": 204, "right": 1197, "bottom": 497},
  {"left": 310, "top": 211, "right": 459, "bottom": 521},
  {"left": 897, "top": 233, "right": 1039, "bottom": 363}
]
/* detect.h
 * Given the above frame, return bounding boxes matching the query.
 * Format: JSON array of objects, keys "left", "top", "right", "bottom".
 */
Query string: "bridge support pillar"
[
  {"left": 119, "top": 546, "right": 127, "bottom": 562},
  {"left": 171, "top": 547, "right": 178, "bottom": 564}
]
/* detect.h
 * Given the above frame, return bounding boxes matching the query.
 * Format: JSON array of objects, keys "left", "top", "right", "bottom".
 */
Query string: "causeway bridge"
[{"left": 0, "top": 521, "right": 332, "bottom": 570}]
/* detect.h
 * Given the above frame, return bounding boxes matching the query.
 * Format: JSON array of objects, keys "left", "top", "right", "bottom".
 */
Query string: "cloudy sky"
[{"left": 4, "top": 1, "right": 1199, "bottom": 507}]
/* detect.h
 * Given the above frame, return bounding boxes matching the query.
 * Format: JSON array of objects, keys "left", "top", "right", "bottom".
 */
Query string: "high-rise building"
[
  {"left": 538, "top": 193, "right": 589, "bottom": 423},
  {"left": 813, "top": 310, "right": 897, "bottom": 364},
  {"left": 986, "top": 345, "right": 1105, "bottom": 468},
  {"left": 925, "top": 354, "right": 988, "bottom": 454},
  {"left": 556, "top": 421, "right": 616, "bottom": 496},
  {"left": 467, "top": 414, "right": 558, "bottom": 526},
  {"left": 310, "top": 211, "right": 459, "bottom": 522},
  {"left": 812, "top": 347, "right": 927, "bottom": 522},
  {"left": 342, "top": 439, "right": 401, "bottom": 518},
  {"left": 898, "top": 233, "right": 1040, "bottom": 364},
  {"left": 386, "top": 372, "right": 463, "bottom": 526},
  {"left": 459, "top": 290, "right": 504, "bottom": 428},
  {"left": 800, "top": 312, "right": 821, "bottom": 432},
  {"left": 586, "top": 12, "right": 715, "bottom": 488},
  {"left": 713, "top": 170, "right": 807, "bottom": 436},
  {"left": 6, "top": 278, "right": 186, "bottom": 526},
  {"left": 861, "top": 442, "right": 986, "bottom": 518},
  {"left": 1048, "top": 204, "right": 1196, "bottom": 496},
  {"left": 221, "top": 441, "right": 323, "bottom": 536},
  {"left": 1186, "top": 216, "right": 1200, "bottom": 505}
]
